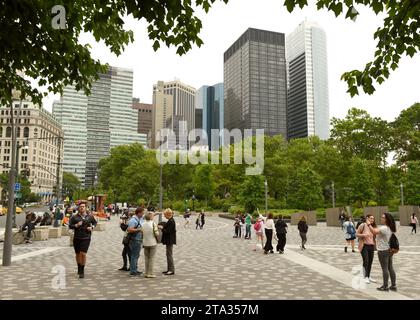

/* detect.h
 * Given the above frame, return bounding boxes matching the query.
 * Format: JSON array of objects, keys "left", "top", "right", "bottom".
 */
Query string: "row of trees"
[{"left": 94, "top": 103, "right": 419, "bottom": 213}]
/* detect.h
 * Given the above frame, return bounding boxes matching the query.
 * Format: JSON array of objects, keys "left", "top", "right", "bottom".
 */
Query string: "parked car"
[{"left": 0, "top": 206, "right": 23, "bottom": 216}]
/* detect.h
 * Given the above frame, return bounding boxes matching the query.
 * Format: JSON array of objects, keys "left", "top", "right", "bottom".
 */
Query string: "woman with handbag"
[
  {"left": 356, "top": 214, "right": 377, "bottom": 284},
  {"left": 160, "top": 208, "right": 176, "bottom": 275},
  {"left": 118, "top": 211, "right": 132, "bottom": 271},
  {"left": 142, "top": 212, "right": 160, "bottom": 278}
]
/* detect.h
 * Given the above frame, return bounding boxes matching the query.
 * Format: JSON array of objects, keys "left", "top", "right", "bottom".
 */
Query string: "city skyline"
[{"left": 39, "top": 1, "right": 419, "bottom": 124}]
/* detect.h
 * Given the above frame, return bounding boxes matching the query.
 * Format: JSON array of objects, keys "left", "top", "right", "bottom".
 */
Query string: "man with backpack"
[{"left": 343, "top": 216, "right": 356, "bottom": 253}]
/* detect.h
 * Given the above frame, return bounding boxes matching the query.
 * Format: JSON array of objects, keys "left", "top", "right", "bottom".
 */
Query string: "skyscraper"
[
  {"left": 286, "top": 21, "right": 330, "bottom": 140},
  {"left": 152, "top": 80, "right": 196, "bottom": 149},
  {"left": 132, "top": 98, "right": 153, "bottom": 136},
  {"left": 53, "top": 66, "right": 145, "bottom": 188},
  {"left": 195, "top": 83, "right": 224, "bottom": 149},
  {"left": 151, "top": 81, "right": 174, "bottom": 149},
  {"left": 224, "top": 28, "right": 287, "bottom": 142}
]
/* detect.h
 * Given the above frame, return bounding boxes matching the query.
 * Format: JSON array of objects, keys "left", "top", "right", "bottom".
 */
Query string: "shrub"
[
  {"left": 222, "top": 201, "right": 232, "bottom": 213},
  {"left": 352, "top": 208, "right": 364, "bottom": 218},
  {"left": 367, "top": 200, "right": 378, "bottom": 207},
  {"left": 229, "top": 206, "right": 244, "bottom": 215}
]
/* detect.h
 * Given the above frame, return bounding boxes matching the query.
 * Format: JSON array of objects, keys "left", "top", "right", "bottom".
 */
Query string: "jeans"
[
  {"left": 129, "top": 240, "right": 142, "bottom": 273},
  {"left": 245, "top": 224, "right": 251, "bottom": 239},
  {"left": 378, "top": 250, "right": 396, "bottom": 287},
  {"left": 264, "top": 229, "right": 273, "bottom": 252},
  {"left": 166, "top": 244, "right": 174, "bottom": 272},
  {"left": 144, "top": 246, "right": 157, "bottom": 275},
  {"left": 361, "top": 244, "right": 375, "bottom": 278},
  {"left": 277, "top": 233, "right": 286, "bottom": 251},
  {"left": 122, "top": 243, "right": 131, "bottom": 268},
  {"left": 22, "top": 222, "right": 35, "bottom": 240},
  {"left": 299, "top": 232, "right": 307, "bottom": 247}
]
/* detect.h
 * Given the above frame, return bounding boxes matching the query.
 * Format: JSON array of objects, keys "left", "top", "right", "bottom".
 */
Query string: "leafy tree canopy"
[
  {"left": 284, "top": 0, "right": 420, "bottom": 96},
  {"left": 0, "top": 0, "right": 228, "bottom": 106}
]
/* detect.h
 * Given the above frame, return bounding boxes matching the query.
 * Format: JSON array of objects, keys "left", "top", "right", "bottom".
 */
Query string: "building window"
[
  {"left": 0, "top": 126, "right": 2, "bottom": 137},
  {"left": 23, "top": 104, "right": 28, "bottom": 108},
  {"left": 17, "top": 127, "right": 21, "bottom": 137},
  {"left": 24, "top": 127, "right": 29, "bottom": 138},
  {"left": 6, "top": 126, "right": 12, "bottom": 137}
]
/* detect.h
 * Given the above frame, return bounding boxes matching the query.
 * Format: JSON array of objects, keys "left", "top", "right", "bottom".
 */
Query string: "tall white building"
[
  {"left": 286, "top": 21, "right": 330, "bottom": 140},
  {"left": 53, "top": 66, "right": 145, "bottom": 188}
]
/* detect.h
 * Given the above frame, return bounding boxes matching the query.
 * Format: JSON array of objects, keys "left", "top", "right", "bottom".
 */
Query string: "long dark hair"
[
  {"left": 412, "top": 213, "right": 417, "bottom": 218},
  {"left": 383, "top": 212, "right": 396, "bottom": 233}
]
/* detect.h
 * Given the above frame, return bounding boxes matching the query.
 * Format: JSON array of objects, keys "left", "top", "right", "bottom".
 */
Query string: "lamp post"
[
  {"left": 400, "top": 183, "right": 404, "bottom": 206},
  {"left": 13, "top": 142, "right": 29, "bottom": 227},
  {"left": 264, "top": 179, "right": 268, "bottom": 214}
]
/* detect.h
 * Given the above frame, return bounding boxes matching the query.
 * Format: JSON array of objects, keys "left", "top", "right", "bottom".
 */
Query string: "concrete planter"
[
  {"left": 69, "top": 233, "right": 74, "bottom": 246},
  {"left": 363, "top": 206, "right": 388, "bottom": 225},
  {"left": 33, "top": 228, "right": 49, "bottom": 241},
  {"left": 399, "top": 205, "right": 420, "bottom": 226},
  {"left": 326, "top": 207, "right": 347, "bottom": 227},
  {"left": 291, "top": 211, "right": 317, "bottom": 226},
  {"left": 61, "top": 226, "right": 70, "bottom": 236},
  {"left": 48, "top": 227, "right": 61, "bottom": 238},
  {"left": 94, "top": 222, "right": 106, "bottom": 231}
]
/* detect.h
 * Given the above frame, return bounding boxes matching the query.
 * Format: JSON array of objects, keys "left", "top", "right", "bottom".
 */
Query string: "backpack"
[
  {"left": 254, "top": 221, "right": 262, "bottom": 232},
  {"left": 389, "top": 233, "right": 399, "bottom": 255},
  {"left": 120, "top": 222, "right": 128, "bottom": 232},
  {"left": 346, "top": 223, "right": 356, "bottom": 236}
]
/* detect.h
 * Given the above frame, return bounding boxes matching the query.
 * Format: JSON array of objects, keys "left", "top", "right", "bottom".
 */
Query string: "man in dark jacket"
[
  {"left": 69, "top": 201, "right": 97, "bottom": 278},
  {"left": 275, "top": 215, "right": 288, "bottom": 254},
  {"left": 160, "top": 208, "right": 176, "bottom": 275}
]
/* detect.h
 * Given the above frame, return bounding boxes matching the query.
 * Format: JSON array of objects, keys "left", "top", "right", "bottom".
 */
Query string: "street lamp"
[
  {"left": 158, "top": 139, "right": 163, "bottom": 223},
  {"left": 264, "top": 179, "right": 268, "bottom": 214},
  {"left": 192, "top": 192, "right": 196, "bottom": 212},
  {"left": 400, "top": 183, "right": 404, "bottom": 206}
]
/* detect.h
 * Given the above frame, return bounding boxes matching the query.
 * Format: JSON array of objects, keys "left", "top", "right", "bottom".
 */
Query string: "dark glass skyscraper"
[{"left": 224, "top": 28, "right": 287, "bottom": 141}]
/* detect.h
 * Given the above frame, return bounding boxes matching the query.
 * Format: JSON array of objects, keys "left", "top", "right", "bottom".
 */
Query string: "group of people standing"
[
  {"left": 118, "top": 207, "right": 177, "bottom": 278},
  {"left": 233, "top": 213, "right": 252, "bottom": 239}
]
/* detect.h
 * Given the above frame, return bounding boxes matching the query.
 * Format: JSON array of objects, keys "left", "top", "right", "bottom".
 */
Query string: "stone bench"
[
  {"left": 33, "top": 228, "right": 49, "bottom": 241},
  {"left": 48, "top": 227, "right": 61, "bottom": 238}
]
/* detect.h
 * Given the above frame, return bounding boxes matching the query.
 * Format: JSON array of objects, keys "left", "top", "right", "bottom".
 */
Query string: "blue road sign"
[{"left": 14, "top": 183, "right": 21, "bottom": 192}]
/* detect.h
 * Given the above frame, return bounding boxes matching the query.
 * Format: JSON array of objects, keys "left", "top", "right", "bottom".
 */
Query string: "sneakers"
[
  {"left": 269, "top": 250, "right": 274, "bottom": 254},
  {"left": 369, "top": 277, "right": 377, "bottom": 283},
  {"left": 130, "top": 271, "right": 143, "bottom": 276},
  {"left": 352, "top": 249, "right": 356, "bottom": 253},
  {"left": 279, "top": 250, "right": 284, "bottom": 254},
  {"left": 364, "top": 277, "right": 370, "bottom": 284},
  {"left": 162, "top": 271, "right": 169, "bottom": 274},
  {"left": 164, "top": 271, "right": 175, "bottom": 276},
  {"left": 377, "top": 285, "right": 389, "bottom": 292},
  {"left": 79, "top": 272, "right": 84, "bottom": 279}
]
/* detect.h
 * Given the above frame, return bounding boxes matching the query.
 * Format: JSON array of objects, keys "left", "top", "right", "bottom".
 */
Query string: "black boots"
[{"left": 78, "top": 264, "right": 85, "bottom": 278}]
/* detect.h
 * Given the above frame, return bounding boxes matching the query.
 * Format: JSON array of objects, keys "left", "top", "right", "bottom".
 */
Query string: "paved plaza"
[{"left": 1, "top": 215, "right": 420, "bottom": 300}]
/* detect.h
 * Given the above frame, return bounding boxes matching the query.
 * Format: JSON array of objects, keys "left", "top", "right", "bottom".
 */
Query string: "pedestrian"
[
  {"left": 53, "top": 205, "right": 63, "bottom": 227},
  {"left": 343, "top": 215, "right": 356, "bottom": 253},
  {"left": 298, "top": 216, "right": 308, "bottom": 250},
  {"left": 263, "top": 213, "right": 275, "bottom": 254},
  {"left": 21, "top": 212, "right": 37, "bottom": 243},
  {"left": 410, "top": 213, "right": 418, "bottom": 234},
  {"left": 200, "top": 210, "right": 205, "bottom": 229},
  {"left": 367, "top": 213, "right": 398, "bottom": 291},
  {"left": 160, "top": 208, "right": 176, "bottom": 275},
  {"left": 184, "top": 209, "right": 191, "bottom": 228},
  {"left": 245, "top": 212, "right": 252, "bottom": 239},
  {"left": 196, "top": 212, "right": 201, "bottom": 229},
  {"left": 126, "top": 207, "right": 145, "bottom": 276},
  {"left": 275, "top": 215, "right": 288, "bottom": 254},
  {"left": 118, "top": 210, "right": 132, "bottom": 271},
  {"left": 339, "top": 210, "right": 346, "bottom": 230},
  {"left": 69, "top": 201, "right": 97, "bottom": 278},
  {"left": 233, "top": 215, "right": 240, "bottom": 238},
  {"left": 239, "top": 214, "right": 245, "bottom": 238},
  {"left": 142, "top": 212, "right": 160, "bottom": 278},
  {"left": 356, "top": 214, "right": 377, "bottom": 284},
  {"left": 356, "top": 216, "right": 366, "bottom": 230},
  {"left": 253, "top": 216, "right": 264, "bottom": 251}
]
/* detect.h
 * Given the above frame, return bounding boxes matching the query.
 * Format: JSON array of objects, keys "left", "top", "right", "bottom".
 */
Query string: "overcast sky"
[{"left": 43, "top": 0, "right": 419, "bottom": 122}]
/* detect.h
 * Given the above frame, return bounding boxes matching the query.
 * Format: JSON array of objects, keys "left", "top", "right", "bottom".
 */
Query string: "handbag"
[
  {"left": 154, "top": 222, "right": 162, "bottom": 243},
  {"left": 122, "top": 232, "right": 131, "bottom": 245}
]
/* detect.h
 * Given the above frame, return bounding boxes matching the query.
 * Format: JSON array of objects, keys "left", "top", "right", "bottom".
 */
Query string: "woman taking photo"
[
  {"left": 356, "top": 214, "right": 377, "bottom": 284},
  {"left": 367, "top": 213, "right": 397, "bottom": 291}
]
